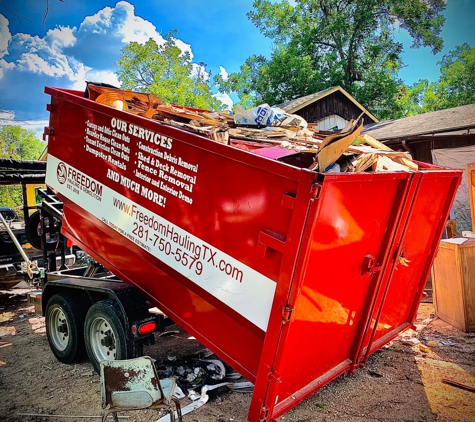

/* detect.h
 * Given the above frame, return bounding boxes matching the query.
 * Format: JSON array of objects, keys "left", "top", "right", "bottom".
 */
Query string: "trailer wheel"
[
  {"left": 25, "top": 210, "right": 60, "bottom": 251},
  {"left": 45, "top": 294, "right": 86, "bottom": 364},
  {"left": 84, "top": 300, "right": 131, "bottom": 373},
  {"left": 25, "top": 210, "right": 42, "bottom": 250}
]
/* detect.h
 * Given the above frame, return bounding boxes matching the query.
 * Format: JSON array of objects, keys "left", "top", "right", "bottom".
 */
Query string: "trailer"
[
  {"left": 40, "top": 86, "right": 462, "bottom": 422},
  {"left": 0, "top": 160, "right": 75, "bottom": 289}
]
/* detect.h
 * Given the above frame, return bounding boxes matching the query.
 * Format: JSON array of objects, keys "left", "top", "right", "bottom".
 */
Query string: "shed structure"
[
  {"left": 363, "top": 103, "right": 475, "bottom": 163},
  {"left": 279, "top": 86, "right": 378, "bottom": 131}
]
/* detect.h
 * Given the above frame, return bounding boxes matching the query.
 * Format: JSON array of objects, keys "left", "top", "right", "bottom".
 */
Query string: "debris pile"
[
  {"left": 87, "top": 84, "right": 419, "bottom": 173},
  {"left": 154, "top": 353, "right": 243, "bottom": 394},
  {"left": 153, "top": 352, "right": 253, "bottom": 421}
]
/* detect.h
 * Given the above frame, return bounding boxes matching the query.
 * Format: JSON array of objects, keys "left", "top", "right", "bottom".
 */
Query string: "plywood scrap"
[
  {"left": 347, "top": 144, "right": 408, "bottom": 158},
  {"left": 28, "top": 316, "right": 46, "bottom": 334},
  {"left": 357, "top": 134, "right": 418, "bottom": 171},
  {"left": 355, "top": 153, "right": 378, "bottom": 172},
  {"left": 0, "top": 326, "right": 16, "bottom": 336},
  {"left": 230, "top": 127, "right": 292, "bottom": 139},
  {"left": 316, "top": 119, "right": 363, "bottom": 172},
  {"left": 0, "top": 311, "right": 15, "bottom": 323},
  {"left": 318, "top": 117, "right": 360, "bottom": 150},
  {"left": 209, "top": 126, "right": 229, "bottom": 145},
  {"left": 373, "top": 155, "right": 411, "bottom": 172}
]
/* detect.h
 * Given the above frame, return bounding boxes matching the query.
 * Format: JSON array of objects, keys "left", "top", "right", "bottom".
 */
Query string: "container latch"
[
  {"left": 282, "top": 304, "right": 293, "bottom": 323},
  {"left": 361, "top": 254, "right": 382, "bottom": 275}
]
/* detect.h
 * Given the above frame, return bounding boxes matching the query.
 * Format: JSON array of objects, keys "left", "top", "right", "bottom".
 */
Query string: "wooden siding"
[
  {"left": 386, "top": 134, "right": 475, "bottom": 164},
  {"left": 293, "top": 91, "right": 374, "bottom": 126}
]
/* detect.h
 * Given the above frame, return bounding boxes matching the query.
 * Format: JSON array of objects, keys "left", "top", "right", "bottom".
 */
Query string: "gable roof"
[
  {"left": 363, "top": 103, "right": 475, "bottom": 141},
  {"left": 279, "top": 86, "right": 379, "bottom": 123}
]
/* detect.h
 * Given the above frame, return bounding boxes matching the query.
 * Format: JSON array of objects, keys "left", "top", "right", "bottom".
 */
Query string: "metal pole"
[{"left": 0, "top": 212, "right": 38, "bottom": 278}]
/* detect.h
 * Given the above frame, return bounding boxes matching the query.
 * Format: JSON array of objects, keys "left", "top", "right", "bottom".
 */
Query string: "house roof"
[
  {"left": 363, "top": 103, "right": 475, "bottom": 141},
  {"left": 279, "top": 86, "right": 379, "bottom": 123}
]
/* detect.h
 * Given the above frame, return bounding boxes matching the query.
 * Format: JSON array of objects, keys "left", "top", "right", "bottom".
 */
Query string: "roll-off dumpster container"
[{"left": 43, "top": 87, "right": 462, "bottom": 421}]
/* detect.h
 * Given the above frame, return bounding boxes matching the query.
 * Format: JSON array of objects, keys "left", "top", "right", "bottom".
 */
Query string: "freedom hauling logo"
[{"left": 56, "top": 161, "right": 103, "bottom": 201}]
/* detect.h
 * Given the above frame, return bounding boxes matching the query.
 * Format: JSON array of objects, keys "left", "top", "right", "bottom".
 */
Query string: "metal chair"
[{"left": 100, "top": 356, "right": 183, "bottom": 421}]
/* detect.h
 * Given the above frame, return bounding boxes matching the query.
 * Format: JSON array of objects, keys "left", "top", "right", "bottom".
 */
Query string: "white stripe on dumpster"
[{"left": 46, "top": 154, "right": 276, "bottom": 331}]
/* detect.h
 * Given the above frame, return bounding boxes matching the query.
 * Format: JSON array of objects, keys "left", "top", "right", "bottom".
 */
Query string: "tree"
[
  {"left": 116, "top": 31, "right": 224, "bottom": 111},
  {"left": 0, "top": 125, "right": 46, "bottom": 208},
  {"left": 394, "top": 44, "right": 475, "bottom": 116},
  {"left": 215, "top": 0, "right": 446, "bottom": 120},
  {"left": 393, "top": 80, "right": 428, "bottom": 118},
  {"left": 424, "top": 43, "right": 475, "bottom": 112}
]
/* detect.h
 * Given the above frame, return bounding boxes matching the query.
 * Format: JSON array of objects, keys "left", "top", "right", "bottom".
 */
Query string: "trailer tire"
[
  {"left": 84, "top": 300, "right": 131, "bottom": 373},
  {"left": 45, "top": 293, "right": 87, "bottom": 364},
  {"left": 25, "top": 211, "right": 61, "bottom": 251},
  {"left": 25, "top": 210, "right": 42, "bottom": 250}
]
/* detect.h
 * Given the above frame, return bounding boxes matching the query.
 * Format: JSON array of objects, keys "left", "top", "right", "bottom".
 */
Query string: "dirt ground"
[{"left": 1, "top": 286, "right": 474, "bottom": 422}]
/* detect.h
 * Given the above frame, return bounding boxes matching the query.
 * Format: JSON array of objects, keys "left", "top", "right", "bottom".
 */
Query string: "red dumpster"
[{"left": 44, "top": 87, "right": 461, "bottom": 421}]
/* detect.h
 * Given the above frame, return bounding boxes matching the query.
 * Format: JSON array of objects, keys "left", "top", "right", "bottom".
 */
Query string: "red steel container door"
[
  {"left": 357, "top": 169, "right": 462, "bottom": 360},
  {"left": 250, "top": 172, "right": 414, "bottom": 421}
]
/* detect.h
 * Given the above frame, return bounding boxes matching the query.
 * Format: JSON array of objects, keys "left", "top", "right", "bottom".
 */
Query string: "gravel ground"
[{"left": 1, "top": 287, "right": 474, "bottom": 422}]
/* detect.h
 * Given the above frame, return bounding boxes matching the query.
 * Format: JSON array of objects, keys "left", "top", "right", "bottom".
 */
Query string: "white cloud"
[
  {"left": 219, "top": 66, "right": 229, "bottom": 81},
  {"left": 78, "top": 1, "right": 165, "bottom": 46},
  {"left": 191, "top": 63, "right": 210, "bottom": 81},
  {"left": 1, "top": 1, "right": 199, "bottom": 126},
  {"left": 18, "top": 53, "right": 62, "bottom": 77},
  {"left": 172, "top": 38, "right": 194, "bottom": 60},
  {"left": 79, "top": 4, "right": 114, "bottom": 35},
  {"left": 0, "top": 58, "right": 14, "bottom": 78},
  {"left": 46, "top": 26, "right": 77, "bottom": 49},
  {"left": 0, "top": 15, "right": 12, "bottom": 57},
  {"left": 0, "top": 109, "right": 15, "bottom": 122},
  {"left": 84, "top": 69, "right": 121, "bottom": 88},
  {"left": 213, "top": 92, "right": 233, "bottom": 110}
]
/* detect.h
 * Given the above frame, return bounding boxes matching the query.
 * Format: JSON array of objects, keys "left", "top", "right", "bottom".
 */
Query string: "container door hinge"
[
  {"left": 43, "top": 126, "right": 55, "bottom": 142},
  {"left": 282, "top": 304, "right": 293, "bottom": 323},
  {"left": 259, "top": 406, "right": 269, "bottom": 421},
  {"left": 310, "top": 183, "right": 322, "bottom": 199}
]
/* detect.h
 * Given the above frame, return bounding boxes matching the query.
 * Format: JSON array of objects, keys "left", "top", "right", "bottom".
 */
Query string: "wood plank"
[
  {"left": 317, "top": 122, "right": 363, "bottom": 171},
  {"left": 468, "top": 163, "right": 475, "bottom": 231}
]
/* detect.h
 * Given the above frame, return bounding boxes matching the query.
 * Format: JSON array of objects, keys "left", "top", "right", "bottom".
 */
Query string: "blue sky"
[{"left": 0, "top": 0, "right": 474, "bottom": 139}]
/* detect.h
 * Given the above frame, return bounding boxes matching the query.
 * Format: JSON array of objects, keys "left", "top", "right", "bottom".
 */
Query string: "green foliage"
[
  {"left": 426, "top": 43, "right": 475, "bottom": 111},
  {"left": 215, "top": 0, "right": 446, "bottom": 119},
  {"left": 395, "top": 44, "right": 475, "bottom": 116},
  {"left": 0, "top": 125, "right": 45, "bottom": 208},
  {"left": 116, "top": 31, "right": 223, "bottom": 111},
  {"left": 394, "top": 80, "right": 428, "bottom": 118},
  {"left": 0, "top": 125, "right": 45, "bottom": 160}
]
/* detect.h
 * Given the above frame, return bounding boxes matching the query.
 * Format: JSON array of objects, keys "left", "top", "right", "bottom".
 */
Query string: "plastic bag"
[
  {"left": 234, "top": 104, "right": 284, "bottom": 126},
  {"left": 271, "top": 112, "right": 307, "bottom": 129},
  {"left": 234, "top": 103, "right": 307, "bottom": 128}
]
